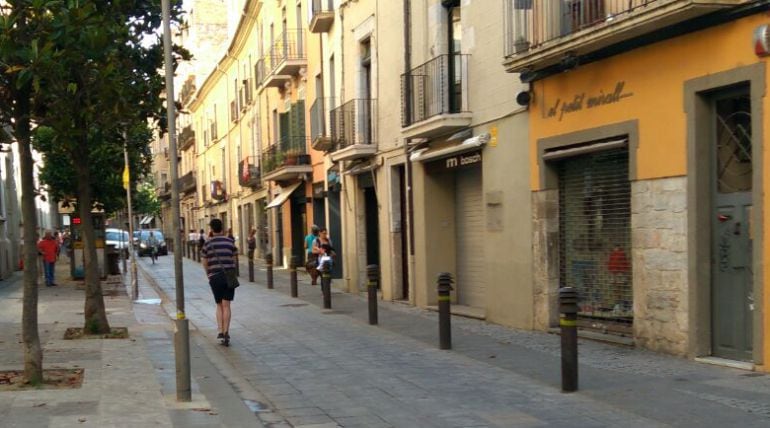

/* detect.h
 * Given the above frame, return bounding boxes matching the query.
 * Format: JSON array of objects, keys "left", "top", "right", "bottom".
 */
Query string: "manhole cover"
[{"left": 279, "top": 303, "right": 308, "bottom": 308}]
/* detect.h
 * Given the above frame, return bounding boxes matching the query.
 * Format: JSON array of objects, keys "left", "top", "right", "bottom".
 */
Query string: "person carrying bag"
[{"left": 201, "top": 218, "right": 238, "bottom": 346}]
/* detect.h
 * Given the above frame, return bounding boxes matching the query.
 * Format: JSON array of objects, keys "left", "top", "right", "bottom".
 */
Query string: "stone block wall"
[
  {"left": 631, "top": 176, "right": 689, "bottom": 356},
  {"left": 532, "top": 190, "right": 560, "bottom": 331}
]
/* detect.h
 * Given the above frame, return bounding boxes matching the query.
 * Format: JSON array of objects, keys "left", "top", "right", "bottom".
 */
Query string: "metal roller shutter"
[
  {"left": 455, "top": 166, "right": 485, "bottom": 308},
  {"left": 558, "top": 148, "right": 632, "bottom": 335}
]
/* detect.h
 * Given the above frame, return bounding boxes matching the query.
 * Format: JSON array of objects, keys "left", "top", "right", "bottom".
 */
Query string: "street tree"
[
  {"left": 31, "top": 1, "right": 185, "bottom": 334},
  {"left": 0, "top": 0, "right": 59, "bottom": 385},
  {"left": 133, "top": 181, "right": 162, "bottom": 219},
  {"left": 33, "top": 124, "right": 155, "bottom": 216}
]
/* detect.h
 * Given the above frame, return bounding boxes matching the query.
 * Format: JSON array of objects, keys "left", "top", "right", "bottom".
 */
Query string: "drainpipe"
[{"left": 403, "top": 0, "right": 415, "bottom": 303}]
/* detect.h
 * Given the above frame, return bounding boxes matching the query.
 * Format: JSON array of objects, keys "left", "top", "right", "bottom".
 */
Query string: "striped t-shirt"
[{"left": 202, "top": 235, "right": 237, "bottom": 278}]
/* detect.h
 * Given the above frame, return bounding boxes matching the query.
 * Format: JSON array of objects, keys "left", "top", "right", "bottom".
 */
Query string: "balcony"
[
  {"left": 261, "top": 136, "right": 312, "bottom": 182},
  {"left": 330, "top": 99, "right": 377, "bottom": 162},
  {"left": 310, "top": 97, "right": 336, "bottom": 152},
  {"left": 263, "top": 30, "right": 306, "bottom": 89},
  {"left": 503, "top": 0, "right": 750, "bottom": 74},
  {"left": 179, "top": 125, "right": 195, "bottom": 151},
  {"left": 178, "top": 171, "right": 196, "bottom": 195},
  {"left": 210, "top": 180, "right": 227, "bottom": 201},
  {"left": 401, "top": 54, "right": 470, "bottom": 140},
  {"left": 239, "top": 156, "right": 262, "bottom": 188},
  {"left": 158, "top": 182, "right": 171, "bottom": 201},
  {"left": 309, "top": 0, "right": 335, "bottom": 33}
]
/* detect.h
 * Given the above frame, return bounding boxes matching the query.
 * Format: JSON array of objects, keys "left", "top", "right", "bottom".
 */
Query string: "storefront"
[
  {"left": 418, "top": 144, "right": 485, "bottom": 311},
  {"left": 529, "top": 13, "right": 770, "bottom": 367}
]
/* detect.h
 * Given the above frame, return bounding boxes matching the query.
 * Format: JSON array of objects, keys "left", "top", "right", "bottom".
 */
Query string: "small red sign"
[{"left": 72, "top": 218, "right": 81, "bottom": 225}]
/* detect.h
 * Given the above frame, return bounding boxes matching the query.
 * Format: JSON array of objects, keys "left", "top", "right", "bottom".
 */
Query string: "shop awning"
[
  {"left": 410, "top": 133, "right": 490, "bottom": 162},
  {"left": 542, "top": 138, "right": 628, "bottom": 161},
  {"left": 266, "top": 182, "right": 303, "bottom": 209},
  {"left": 139, "top": 215, "right": 154, "bottom": 225},
  {"left": 342, "top": 161, "right": 378, "bottom": 176}
]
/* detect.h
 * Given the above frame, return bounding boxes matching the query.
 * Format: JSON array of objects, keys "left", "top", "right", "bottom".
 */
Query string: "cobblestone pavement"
[{"left": 140, "top": 253, "right": 770, "bottom": 428}]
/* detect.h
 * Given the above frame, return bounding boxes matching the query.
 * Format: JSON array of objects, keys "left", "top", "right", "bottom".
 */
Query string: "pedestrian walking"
[
  {"left": 304, "top": 225, "right": 320, "bottom": 285},
  {"left": 201, "top": 218, "right": 238, "bottom": 346},
  {"left": 147, "top": 231, "right": 159, "bottom": 264},
  {"left": 37, "top": 230, "right": 59, "bottom": 287},
  {"left": 247, "top": 228, "right": 257, "bottom": 259}
]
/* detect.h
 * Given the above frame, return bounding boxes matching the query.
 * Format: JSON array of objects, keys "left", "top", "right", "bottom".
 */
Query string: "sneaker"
[
  {"left": 222, "top": 332, "right": 230, "bottom": 347},
  {"left": 216, "top": 332, "right": 224, "bottom": 340}
]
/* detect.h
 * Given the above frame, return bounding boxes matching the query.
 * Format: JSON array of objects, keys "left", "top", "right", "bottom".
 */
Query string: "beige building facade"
[{"left": 164, "top": 0, "right": 536, "bottom": 332}]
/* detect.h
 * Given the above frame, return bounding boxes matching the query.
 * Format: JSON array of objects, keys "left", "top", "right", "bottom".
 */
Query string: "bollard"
[
  {"left": 290, "top": 255, "right": 298, "bottom": 298},
  {"left": 437, "top": 272, "right": 454, "bottom": 350},
  {"left": 559, "top": 286, "right": 579, "bottom": 393},
  {"left": 248, "top": 250, "right": 255, "bottom": 282},
  {"left": 195, "top": 243, "right": 200, "bottom": 262},
  {"left": 265, "top": 253, "right": 274, "bottom": 289},
  {"left": 320, "top": 260, "right": 332, "bottom": 309},
  {"left": 367, "top": 264, "right": 379, "bottom": 325}
]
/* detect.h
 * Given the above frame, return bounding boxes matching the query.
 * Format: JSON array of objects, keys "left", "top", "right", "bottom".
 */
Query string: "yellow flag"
[{"left": 122, "top": 165, "right": 130, "bottom": 190}]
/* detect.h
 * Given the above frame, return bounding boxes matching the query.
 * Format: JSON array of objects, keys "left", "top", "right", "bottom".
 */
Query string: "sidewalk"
[
  {"left": 0, "top": 260, "right": 263, "bottom": 427},
  {"left": 142, "top": 253, "right": 770, "bottom": 427}
]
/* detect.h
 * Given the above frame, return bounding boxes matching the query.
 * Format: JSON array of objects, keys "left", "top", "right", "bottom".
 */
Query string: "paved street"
[{"left": 138, "top": 253, "right": 770, "bottom": 428}]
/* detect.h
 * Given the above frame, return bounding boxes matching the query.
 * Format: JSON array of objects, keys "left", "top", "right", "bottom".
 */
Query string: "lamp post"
[
  {"left": 162, "top": 0, "right": 191, "bottom": 402},
  {"left": 123, "top": 141, "right": 138, "bottom": 301}
]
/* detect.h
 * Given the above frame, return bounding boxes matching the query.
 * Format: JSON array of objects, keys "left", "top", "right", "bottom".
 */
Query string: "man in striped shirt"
[{"left": 201, "top": 218, "right": 237, "bottom": 346}]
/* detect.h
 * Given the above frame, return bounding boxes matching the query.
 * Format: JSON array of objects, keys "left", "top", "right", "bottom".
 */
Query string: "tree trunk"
[
  {"left": 76, "top": 155, "right": 110, "bottom": 334},
  {"left": 16, "top": 94, "right": 43, "bottom": 384}
]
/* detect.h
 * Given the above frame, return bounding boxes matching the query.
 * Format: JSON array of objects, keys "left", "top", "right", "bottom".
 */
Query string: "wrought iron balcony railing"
[
  {"left": 310, "top": 97, "right": 336, "bottom": 151},
  {"left": 178, "top": 171, "right": 196, "bottom": 194},
  {"left": 238, "top": 156, "right": 262, "bottom": 188},
  {"left": 261, "top": 136, "right": 311, "bottom": 175},
  {"left": 401, "top": 54, "right": 469, "bottom": 128},
  {"left": 331, "top": 99, "right": 377, "bottom": 150},
  {"left": 502, "top": 0, "right": 746, "bottom": 62},
  {"left": 265, "top": 29, "right": 306, "bottom": 76}
]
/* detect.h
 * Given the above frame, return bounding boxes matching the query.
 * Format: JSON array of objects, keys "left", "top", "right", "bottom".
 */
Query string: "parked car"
[
  {"left": 105, "top": 228, "right": 130, "bottom": 257},
  {"left": 134, "top": 229, "right": 168, "bottom": 257}
]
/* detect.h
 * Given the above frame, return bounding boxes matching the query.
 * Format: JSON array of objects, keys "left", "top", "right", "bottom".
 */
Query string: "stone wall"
[
  {"left": 532, "top": 190, "right": 560, "bottom": 331},
  {"left": 631, "top": 177, "right": 689, "bottom": 356}
]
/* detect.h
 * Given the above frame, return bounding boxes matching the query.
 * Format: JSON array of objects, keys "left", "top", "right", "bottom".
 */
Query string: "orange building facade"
[{"left": 509, "top": 1, "right": 770, "bottom": 369}]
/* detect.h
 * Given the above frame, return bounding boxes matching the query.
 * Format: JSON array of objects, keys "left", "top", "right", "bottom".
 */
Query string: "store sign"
[
  {"left": 426, "top": 150, "right": 482, "bottom": 173},
  {"left": 545, "top": 81, "right": 633, "bottom": 121}
]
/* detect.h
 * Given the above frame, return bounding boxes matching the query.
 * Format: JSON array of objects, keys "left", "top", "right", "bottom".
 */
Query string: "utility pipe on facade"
[
  {"left": 161, "top": 0, "right": 191, "bottom": 403},
  {"left": 403, "top": 0, "right": 416, "bottom": 303}
]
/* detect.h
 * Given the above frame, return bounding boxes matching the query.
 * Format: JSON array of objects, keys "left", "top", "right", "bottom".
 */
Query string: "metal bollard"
[
  {"left": 437, "top": 272, "right": 454, "bottom": 350},
  {"left": 367, "top": 264, "right": 379, "bottom": 325},
  {"left": 559, "top": 286, "right": 579, "bottom": 392},
  {"left": 265, "top": 253, "right": 274, "bottom": 289},
  {"left": 290, "top": 255, "right": 298, "bottom": 298},
  {"left": 320, "top": 260, "right": 332, "bottom": 309},
  {"left": 248, "top": 251, "right": 255, "bottom": 282}
]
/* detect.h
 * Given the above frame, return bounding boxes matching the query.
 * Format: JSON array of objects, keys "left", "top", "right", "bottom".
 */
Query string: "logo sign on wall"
[{"left": 425, "top": 150, "right": 482, "bottom": 173}]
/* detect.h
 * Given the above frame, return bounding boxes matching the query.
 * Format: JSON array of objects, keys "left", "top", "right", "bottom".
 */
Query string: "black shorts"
[{"left": 209, "top": 272, "right": 235, "bottom": 303}]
